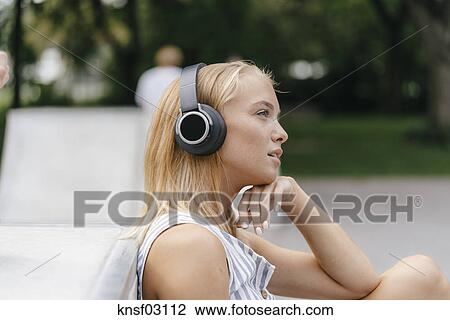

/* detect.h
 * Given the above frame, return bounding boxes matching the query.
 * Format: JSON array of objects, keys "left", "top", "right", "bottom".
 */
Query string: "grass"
[{"left": 280, "top": 114, "right": 450, "bottom": 178}]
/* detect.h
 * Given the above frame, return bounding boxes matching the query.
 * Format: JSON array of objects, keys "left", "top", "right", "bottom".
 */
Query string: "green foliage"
[
  {"left": 281, "top": 114, "right": 450, "bottom": 177},
  {"left": 1, "top": 0, "right": 428, "bottom": 113}
]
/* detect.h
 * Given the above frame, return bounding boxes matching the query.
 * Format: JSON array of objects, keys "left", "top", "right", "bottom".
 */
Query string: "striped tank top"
[{"left": 136, "top": 211, "right": 277, "bottom": 300}]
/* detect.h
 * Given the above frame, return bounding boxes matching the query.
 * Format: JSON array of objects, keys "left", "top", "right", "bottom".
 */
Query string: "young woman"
[{"left": 127, "top": 61, "right": 450, "bottom": 300}]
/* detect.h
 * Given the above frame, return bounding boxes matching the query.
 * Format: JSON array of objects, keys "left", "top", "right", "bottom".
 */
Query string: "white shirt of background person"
[{"left": 135, "top": 45, "right": 183, "bottom": 124}]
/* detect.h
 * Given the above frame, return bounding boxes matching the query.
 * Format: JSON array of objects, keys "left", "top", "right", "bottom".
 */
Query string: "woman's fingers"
[
  {"left": 272, "top": 182, "right": 284, "bottom": 215},
  {"left": 260, "top": 183, "right": 275, "bottom": 231},
  {"left": 236, "top": 182, "right": 278, "bottom": 235},
  {"left": 235, "top": 178, "right": 296, "bottom": 234},
  {"left": 237, "top": 188, "right": 252, "bottom": 229},
  {"left": 249, "top": 186, "right": 263, "bottom": 235}
]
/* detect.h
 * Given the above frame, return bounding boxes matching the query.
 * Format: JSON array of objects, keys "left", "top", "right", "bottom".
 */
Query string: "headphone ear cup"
[
  {"left": 199, "top": 104, "right": 227, "bottom": 154},
  {"left": 174, "top": 104, "right": 227, "bottom": 156}
]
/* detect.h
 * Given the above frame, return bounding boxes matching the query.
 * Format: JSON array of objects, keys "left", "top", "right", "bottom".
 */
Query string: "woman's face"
[{"left": 219, "top": 73, "right": 288, "bottom": 192}]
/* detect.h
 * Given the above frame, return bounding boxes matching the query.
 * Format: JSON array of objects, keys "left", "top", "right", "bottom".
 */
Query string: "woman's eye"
[{"left": 257, "top": 109, "right": 270, "bottom": 117}]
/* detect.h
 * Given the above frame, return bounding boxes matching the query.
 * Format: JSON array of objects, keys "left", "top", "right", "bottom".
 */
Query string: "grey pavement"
[{"left": 261, "top": 177, "right": 450, "bottom": 299}]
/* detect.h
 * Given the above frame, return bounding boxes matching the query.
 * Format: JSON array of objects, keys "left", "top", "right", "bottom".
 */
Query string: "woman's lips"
[{"left": 267, "top": 154, "right": 281, "bottom": 166}]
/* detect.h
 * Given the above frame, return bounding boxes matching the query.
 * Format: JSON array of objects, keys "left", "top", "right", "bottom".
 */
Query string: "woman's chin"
[{"left": 248, "top": 170, "right": 278, "bottom": 186}]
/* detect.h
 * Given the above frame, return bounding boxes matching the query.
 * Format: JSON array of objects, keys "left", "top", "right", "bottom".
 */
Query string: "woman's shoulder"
[
  {"left": 142, "top": 223, "right": 230, "bottom": 299},
  {"left": 150, "top": 222, "right": 226, "bottom": 254}
]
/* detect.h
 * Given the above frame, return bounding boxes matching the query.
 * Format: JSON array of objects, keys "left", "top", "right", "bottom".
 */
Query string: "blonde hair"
[{"left": 121, "top": 61, "right": 274, "bottom": 245}]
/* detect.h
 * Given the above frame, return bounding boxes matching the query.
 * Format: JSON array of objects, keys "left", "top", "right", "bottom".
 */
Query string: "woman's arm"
[
  {"left": 240, "top": 228, "right": 378, "bottom": 299},
  {"left": 143, "top": 223, "right": 230, "bottom": 299},
  {"left": 288, "top": 183, "right": 380, "bottom": 295},
  {"left": 237, "top": 176, "right": 380, "bottom": 299}
]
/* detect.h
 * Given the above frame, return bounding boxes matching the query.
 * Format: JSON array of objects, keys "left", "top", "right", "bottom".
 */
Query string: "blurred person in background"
[
  {"left": 135, "top": 45, "right": 184, "bottom": 122},
  {"left": 0, "top": 51, "right": 9, "bottom": 89},
  {"left": 225, "top": 54, "right": 243, "bottom": 63}
]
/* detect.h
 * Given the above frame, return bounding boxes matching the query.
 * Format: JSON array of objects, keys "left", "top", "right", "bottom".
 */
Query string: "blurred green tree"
[
  {"left": 2, "top": 0, "right": 431, "bottom": 119},
  {"left": 408, "top": 0, "right": 450, "bottom": 141}
]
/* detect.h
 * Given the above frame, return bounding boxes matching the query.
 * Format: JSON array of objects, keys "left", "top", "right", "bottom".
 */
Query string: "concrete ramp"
[
  {"left": 0, "top": 107, "right": 149, "bottom": 299},
  {"left": 0, "top": 107, "right": 148, "bottom": 226}
]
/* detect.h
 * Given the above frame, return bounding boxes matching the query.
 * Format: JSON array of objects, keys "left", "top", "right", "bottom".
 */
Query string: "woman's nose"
[{"left": 272, "top": 121, "right": 288, "bottom": 143}]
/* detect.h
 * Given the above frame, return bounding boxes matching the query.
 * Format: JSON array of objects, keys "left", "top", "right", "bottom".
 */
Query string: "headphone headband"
[
  {"left": 179, "top": 63, "right": 206, "bottom": 113},
  {"left": 174, "top": 62, "right": 227, "bottom": 156}
]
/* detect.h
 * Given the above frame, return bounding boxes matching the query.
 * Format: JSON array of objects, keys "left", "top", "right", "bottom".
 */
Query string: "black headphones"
[{"left": 174, "top": 63, "right": 227, "bottom": 156}]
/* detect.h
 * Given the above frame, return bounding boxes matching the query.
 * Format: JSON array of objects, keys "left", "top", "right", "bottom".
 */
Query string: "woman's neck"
[{"left": 219, "top": 178, "right": 240, "bottom": 205}]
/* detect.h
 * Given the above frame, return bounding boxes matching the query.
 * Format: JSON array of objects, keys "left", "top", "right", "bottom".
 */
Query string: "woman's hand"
[
  {"left": 234, "top": 176, "right": 302, "bottom": 235},
  {"left": 0, "top": 51, "right": 10, "bottom": 89}
]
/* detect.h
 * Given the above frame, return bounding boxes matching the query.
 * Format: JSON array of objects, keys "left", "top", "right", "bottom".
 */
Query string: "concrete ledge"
[{"left": 0, "top": 226, "right": 137, "bottom": 299}]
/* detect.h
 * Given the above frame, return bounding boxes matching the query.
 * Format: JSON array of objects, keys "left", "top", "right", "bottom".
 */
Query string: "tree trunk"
[
  {"left": 429, "top": 57, "right": 450, "bottom": 131},
  {"left": 383, "top": 31, "right": 404, "bottom": 113},
  {"left": 91, "top": 0, "right": 140, "bottom": 105},
  {"left": 12, "top": 0, "right": 22, "bottom": 109},
  {"left": 408, "top": 1, "right": 450, "bottom": 136},
  {"left": 369, "top": 0, "right": 408, "bottom": 113},
  {"left": 116, "top": 0, "right": 140, "bottom": 105}
]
